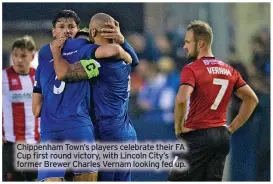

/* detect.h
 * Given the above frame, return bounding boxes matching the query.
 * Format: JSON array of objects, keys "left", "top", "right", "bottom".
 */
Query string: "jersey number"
[
  {"left": 53, "top": 76, "right": 66, "bottom": 94},
  {"left": 211, "top": 78, "right": 229, "bottom": 110},
  {"left": 127, "top": 76, "right": 131, "bottom": 98}
]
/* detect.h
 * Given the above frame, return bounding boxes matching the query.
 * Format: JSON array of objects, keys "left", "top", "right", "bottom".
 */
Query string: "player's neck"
[
  {"left": 197, "top": 49, "right": 214, "bottom": 60},
  {"left": 94, "top": 38, "right": 110, "bottom": 45},
  {"left": 12, "top": 66, "right": 30, "bottom": 75}
]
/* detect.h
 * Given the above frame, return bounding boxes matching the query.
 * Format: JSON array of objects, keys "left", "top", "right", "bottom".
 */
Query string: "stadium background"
[{"left": 2, "top": 2, "right": 270, "bottom": 181}]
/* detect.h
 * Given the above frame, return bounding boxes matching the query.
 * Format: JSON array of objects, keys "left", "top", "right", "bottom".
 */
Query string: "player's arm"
[
  {"left": 175, "top": 65, "right": 196, "bottom": 137},
  {"left": 32, "top": 93, "right": 43, "bottom": 118},
  {"left": 101, "top": 21, "right": 139, "bottom": 66},
  {"left": 32, "top": 56, "right": 43, "bottom": 118},
  {"left": 51, "top": 39, "right": 132, "bottom": 82},
  {"left": 228, "top": 85, "right": 259, "bottom": 134},
  {"left": 121, "top": 40, "right": 139, "bottom": 67},
  {"left": 175, "top": 85, "right": 194, "bottom": 137},
  {"left": 95, "top": 43, "right": 132, "bottom": 63}
]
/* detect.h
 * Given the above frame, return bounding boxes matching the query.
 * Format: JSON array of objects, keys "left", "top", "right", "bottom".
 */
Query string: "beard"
[{"left": 186, "top": 44, "right": 199, "bottom": 60}]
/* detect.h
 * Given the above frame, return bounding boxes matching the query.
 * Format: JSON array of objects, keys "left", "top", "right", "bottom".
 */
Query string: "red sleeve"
[
  {"left": 180, "top": 65, "right": 195, "bottom": 87},
  {"left": 235, "top": 69, "right": 246, "bottom": 89}
]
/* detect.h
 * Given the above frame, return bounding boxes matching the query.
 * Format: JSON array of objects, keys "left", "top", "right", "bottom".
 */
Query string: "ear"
[
  {"left": 52, "top": 28, "right": 56, "bottom": 38},
  {"left": 197, "top": 40, "right": 204, "bottom": 49},
  {"left": 91, "top": 28, "right": 96, "bottom": 38},
  {"left": 31, "top": 52, "right": 35, "bottom": 61}
]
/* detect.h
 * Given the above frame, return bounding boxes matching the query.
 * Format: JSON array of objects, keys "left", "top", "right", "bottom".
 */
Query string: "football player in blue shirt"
[
  {"left": 32, "top": 10, "right": 132, "bottom": 182},
  {"left": 50, "top": 13, "right": 139, "bottom": 181}
]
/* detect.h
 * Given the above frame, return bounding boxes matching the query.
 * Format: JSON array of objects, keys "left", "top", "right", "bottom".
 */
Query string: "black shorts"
[
  {"left": 168, "top": 126, "right": 230, "bottom": 181},
  {"left": 3, "top": 141, "right": 37, "bottom": 181}
]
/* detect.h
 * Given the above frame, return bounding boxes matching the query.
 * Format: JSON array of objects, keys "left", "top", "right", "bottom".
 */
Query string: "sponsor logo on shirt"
[
  {"left": 12, "top": 92, "right": 32, "bottom": 100},
  {"left": 63, "top": 50, "right": 78, "bottom": 56},
  {"left": 203, "top": 59, "right": 225, "bottom": 65},
  {"left": 11, "top": 79, "right": 18, "bottom": 86}
]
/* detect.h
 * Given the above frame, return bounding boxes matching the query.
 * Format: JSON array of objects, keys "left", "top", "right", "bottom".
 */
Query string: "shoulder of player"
[
  {"left": 215, "top": 59, "right": 237, "bottom": 73},
  {"left": 202, "top": 57, "right": 238, "bottom": 75},
  {"left": 39, "top": 43, "right": 50, "bottom": 53},
  {"left": 2, "top": 66, "right": 10, "bottom": 78},
  {"left": 182, "top": 61, "right": 198, "bottom": 72},
  {"left": 29, "top": 67, "right": 36, "bottom": 75},
  {"left": 3, "top": 66, "right": 16, "bottom": 74},
  {"left": 38, "top": 44, "right": 51, "bottom": 60},
  {"left": 184, "top": 61, "right": 195, "bottom": 67},
  {"left": 76, "top": 41, "right": 99, "bottom": 51},
  {"left": 65, "top": 38, "right": 89, "bottom": 48}
]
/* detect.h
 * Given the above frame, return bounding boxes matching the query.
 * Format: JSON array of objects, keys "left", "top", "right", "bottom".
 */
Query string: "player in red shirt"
[{"left": 168, "top": 20, "right": 258, "bottom": 181}]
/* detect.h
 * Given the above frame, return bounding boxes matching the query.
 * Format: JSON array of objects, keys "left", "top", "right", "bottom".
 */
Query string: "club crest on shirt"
[{"left": 11, "top": 79, "right": 18, "bottom": 86}]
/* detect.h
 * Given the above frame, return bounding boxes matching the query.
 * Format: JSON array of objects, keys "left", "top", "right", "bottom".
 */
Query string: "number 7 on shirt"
[{"left": 211, "top": 78, "right": 229, "bottom": 110}]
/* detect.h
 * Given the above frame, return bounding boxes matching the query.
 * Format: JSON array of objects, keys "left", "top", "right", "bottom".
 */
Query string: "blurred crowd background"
[{"left": 2, "top": 3, "right": 270, "bottom": 181}]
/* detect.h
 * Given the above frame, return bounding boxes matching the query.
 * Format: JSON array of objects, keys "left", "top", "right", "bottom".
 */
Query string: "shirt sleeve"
[
  {"left": 80, "top": 44, "right": 100, "bottom": 60},
  {"left": 33, "top": 51, "right": 42, "bottom": 94},
  {"left": 180, "top": 65, "right": 195, "bottom": 87},
  {"left": 235, "top": 69, "right": 247, "bottom": 89},
  {"left": 121, "top": 40, "right": 139, "bottom": 67}
]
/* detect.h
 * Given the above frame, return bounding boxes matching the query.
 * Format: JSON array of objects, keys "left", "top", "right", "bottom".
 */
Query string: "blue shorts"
[
  {"left": 96, "top": 122, "right": 137, "bottom": 181},
  {"left": 96, "top": 121, "right": 137, "bottom": 142},
  {"left": 38, "top": 125, "right": 97, "bottom": 181}
]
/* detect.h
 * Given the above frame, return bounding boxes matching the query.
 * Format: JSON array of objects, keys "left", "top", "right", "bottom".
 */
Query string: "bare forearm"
[
  {"left": 95, "top": 44, "right": 132, "bottom": 64},
  {"left": 174, "top": 100, "right": 188, "bottom": 135},
  {"left": 52, "top": 51, "right": 70, "bottom": 80},
  {"left": 33, "top": 105, "right": 42, "bottom": 118},
  {"left": 229, "top": 99, "right": 258, "bottom": 133},
  {"left": 52, "top": 52, "right": 89, "bottom": 82},
  {"left": 118, "top": 49, "right": 132, "bottom": 64},
  {"left": 32, "top": 93, "right": 43, "bottom": 118}
]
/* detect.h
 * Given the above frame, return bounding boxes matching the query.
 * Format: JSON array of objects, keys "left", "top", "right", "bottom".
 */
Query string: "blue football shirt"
[
  {"left": 79, "top": 43, "right": 139, "bottom": 138},
  {"left": 34, "top": 38, "right": 99, "bottom": 133}
]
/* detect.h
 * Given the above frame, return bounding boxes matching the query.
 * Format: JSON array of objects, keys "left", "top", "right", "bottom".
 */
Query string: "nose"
[
  {"left": 64, "top": 27, "right": 70, "bottom": 33},
  {"left": 18, "top": 58, "right": 23, "bottom": 63},
  {"left": 64, "top": 28, "right": 72, "bottom": 37}
]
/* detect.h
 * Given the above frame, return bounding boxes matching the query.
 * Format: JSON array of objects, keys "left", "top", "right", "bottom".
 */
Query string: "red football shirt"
[{"left": 180, "top": 57, "right": 246, "bottom": 129}]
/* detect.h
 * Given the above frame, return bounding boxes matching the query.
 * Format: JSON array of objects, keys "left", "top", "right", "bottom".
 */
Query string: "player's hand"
[
  {"left": 181, "top": 127, "right": 195, "bottom": 133},
  {"left": 50, "top": 37, "right": 67, "bottom": 55},
  {"left": 176, "top": 127, "right": 194, "bottom": 140},
  {"left": 2, "top": 136, "right": 6, "bottom": 144},
  {"left": 101, "top": 20, "right": 125, "bottom": 44},
  {"left": 226, "top": 126, "right": 233, "bottom": 135},
  {"left": 176, "top": 127, "right": 194, "bottom": 136},
  {"left": 122, "top": 51, "right": 133, "bottom": 64}
]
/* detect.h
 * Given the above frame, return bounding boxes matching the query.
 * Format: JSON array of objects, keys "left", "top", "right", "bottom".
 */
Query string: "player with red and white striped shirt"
[
  {"left": 2, "top": 67, "right": 39, "bottom": 143},
  {"left": 2, "top": 36, "right": 39, "bottom": 181}
]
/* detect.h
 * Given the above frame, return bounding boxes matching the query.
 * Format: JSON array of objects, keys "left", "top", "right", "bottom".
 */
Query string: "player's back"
[
  {"left": 92, "top": 59, "right": 132, "bottom": 136},
  {"left": 38, "top": 38, "right": 92, "bottom": 133},
  {"left": 181, "top": 57, "right": 246, "bottom": 129}
]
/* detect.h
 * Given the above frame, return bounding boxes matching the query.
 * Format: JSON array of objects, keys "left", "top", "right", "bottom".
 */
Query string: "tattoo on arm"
[{"left": 63, "top": 61, "right": 89, "bottom": 82}]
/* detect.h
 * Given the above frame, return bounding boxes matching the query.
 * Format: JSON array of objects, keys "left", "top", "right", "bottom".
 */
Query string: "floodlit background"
[{"left": 2, "top": 3, "right": 270, "bottom": 181}]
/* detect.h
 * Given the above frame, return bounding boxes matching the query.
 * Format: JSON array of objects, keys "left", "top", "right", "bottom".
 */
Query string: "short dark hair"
[
  {"left": 52, "top": 9, "right": 80, "bottom": 28},
  {"left": 12, "top": 35, "right": 36, "bottom": 52},
  {"left": 186, "top": 20, "right": 213, "bottom": 46}
]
